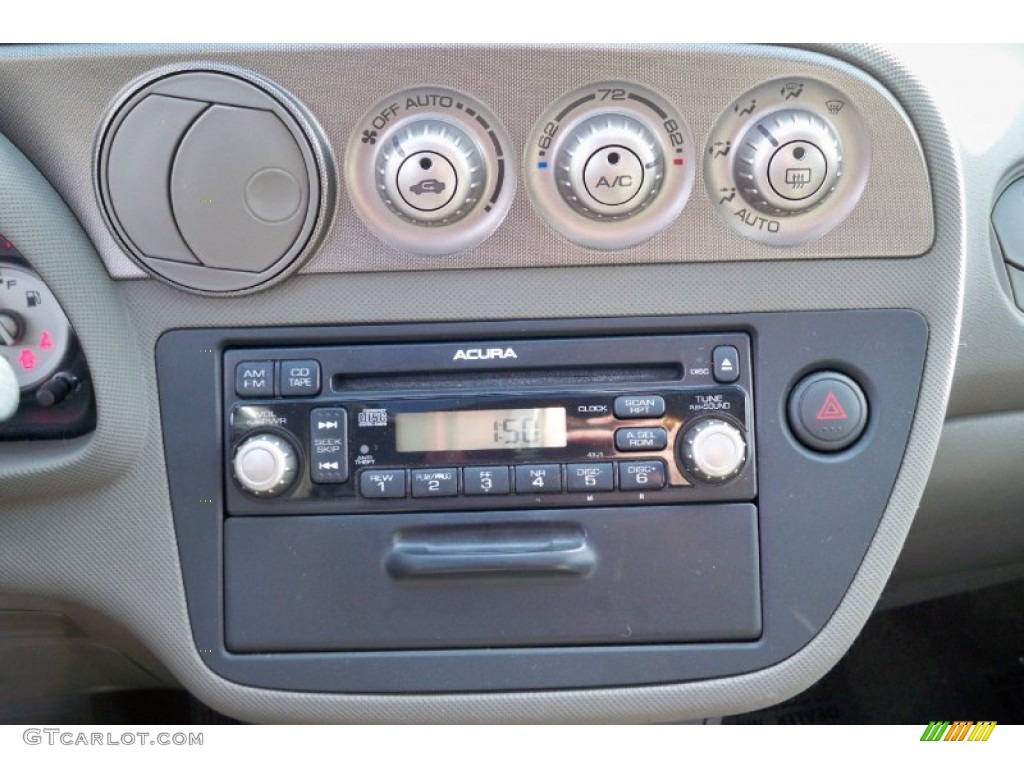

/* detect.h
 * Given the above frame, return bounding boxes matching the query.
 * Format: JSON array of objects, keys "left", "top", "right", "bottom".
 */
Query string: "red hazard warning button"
[{"left": 788, "top": 371, "right": 868, "bottom": 452}]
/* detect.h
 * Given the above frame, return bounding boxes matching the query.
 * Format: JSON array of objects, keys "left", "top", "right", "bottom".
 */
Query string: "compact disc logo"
[{"left": 452, "top": 348, "right": 518, "bottom": 361}]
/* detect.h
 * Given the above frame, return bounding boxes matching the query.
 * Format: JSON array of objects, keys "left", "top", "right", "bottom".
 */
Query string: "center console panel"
[{"left": 157, "top": 309, "right": 926, "bottom": 693}]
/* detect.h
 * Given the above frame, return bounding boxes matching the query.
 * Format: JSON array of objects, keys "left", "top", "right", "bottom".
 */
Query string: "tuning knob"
[
  {"left": 735, "top": 109, "right": 841, "bottom": 215},
  {"left": 376, "top": 119, "right": 485, "bottom": 226},
  {"left": 680, "top": 419, "right": 747, "bottom": 483},
  {"left": 233, "top": 433, "right": 299, "bottom": 497},
  {"left": 554, "top": 114, "right": 664, "bottom": 221}
]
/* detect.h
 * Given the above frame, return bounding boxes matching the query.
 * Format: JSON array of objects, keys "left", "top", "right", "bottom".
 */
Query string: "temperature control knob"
[
  {"left": 555, "top": 114, "right": 664, "bottom": 220},
  {"left": 233, "top": 433, "right": 299, "bottom": 497},
  {"left": 376, "top": 119, "right": 485, "bottom": 226},
  {"left": 525, "top": 81, "right": 696, "bottom": 250},
  {"left": 735, "top": 109, "right": 841, "bottom": 215},
  {"left": 680, "top": 419, "right": 747, "bottom": 483}
]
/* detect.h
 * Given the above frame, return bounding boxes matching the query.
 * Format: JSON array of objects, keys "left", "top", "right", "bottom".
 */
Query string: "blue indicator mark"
[{"left": 538, "top": 161, "right": 548, "bottom": 169}]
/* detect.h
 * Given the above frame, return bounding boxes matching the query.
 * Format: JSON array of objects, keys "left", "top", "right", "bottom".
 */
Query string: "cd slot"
[{"left": 332, "top": 365, "right": 683, "bottom": 393}]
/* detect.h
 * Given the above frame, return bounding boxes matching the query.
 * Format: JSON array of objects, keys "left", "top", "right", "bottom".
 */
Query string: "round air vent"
[{"left": 97, "top": 68, "right": 333, "bottom": 293}]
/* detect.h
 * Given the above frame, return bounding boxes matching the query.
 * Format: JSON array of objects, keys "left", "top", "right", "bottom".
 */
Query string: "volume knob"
[
  {"left": 233, "top": 433, "right": 298, "bottom": 497},
  {"left": 680, "top": 419, "right": 747, "bottom": 483}
]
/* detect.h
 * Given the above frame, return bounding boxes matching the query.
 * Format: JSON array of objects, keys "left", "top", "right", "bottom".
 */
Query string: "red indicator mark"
[
  {"left": 816, "top": 392, "right": 847, "bottom": 421},
  {"left": 18, "top": 348, "right": 36, "bottom": 370},
  {"left": 39, "top": 330, "right": 53, "bottom": 351},
  {"left": 673, "top": 158, "right": 684, "bottom": 166}
]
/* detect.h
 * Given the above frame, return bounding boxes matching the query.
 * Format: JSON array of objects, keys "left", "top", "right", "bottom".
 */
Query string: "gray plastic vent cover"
[{"left": 97, "top": 68, "right": 332, "bottom": 293}]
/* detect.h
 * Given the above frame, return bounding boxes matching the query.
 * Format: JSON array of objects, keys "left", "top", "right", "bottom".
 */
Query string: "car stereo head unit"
[{"left": 222, "top": 332, "right": 756, "bottom": 515}]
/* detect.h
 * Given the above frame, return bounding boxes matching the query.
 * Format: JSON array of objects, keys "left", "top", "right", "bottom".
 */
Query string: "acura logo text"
[{"left": 452, "top": 348, "right": 518, "bottom": 361}]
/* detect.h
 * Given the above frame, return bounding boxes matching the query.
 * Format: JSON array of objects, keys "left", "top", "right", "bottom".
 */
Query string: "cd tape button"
[
  {"left": 618, "top": 460, "right": 667, "bottom": 490},
  {"left": 566, "top": 463, "right": 614, "bottom": 492},
  {"left": 309, "top": 408, "right": 348, "bottom": 483},
  {"left": 463, "top": 466, "right": 511, "bottom": 495},
  {"left": 360, "top": 469, "right": 407, "bottom": 498},
  {"left": 411, "top": 468, "right": 458, "bottom": 498},
  {"left": 612, "top": 395, "right": 666, "bottom": 419},
  {"left": 514, "top": 464, "right": 563, "bottom": 494},
  {"left": 280, "top": 359, "right": 321, "bottom": 396},
  {"left": 615, "top": 427, "right": 668, "bottom": 451}
]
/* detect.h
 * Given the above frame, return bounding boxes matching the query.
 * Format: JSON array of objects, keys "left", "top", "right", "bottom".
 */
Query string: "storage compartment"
[{"left": 224, "top": 504, "right": 761, "bottom": 652}]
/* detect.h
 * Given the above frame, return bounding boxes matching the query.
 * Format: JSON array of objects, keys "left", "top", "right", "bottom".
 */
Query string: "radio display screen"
[{"left": 395, "top": 407, "right": 568, "bottom": 452}]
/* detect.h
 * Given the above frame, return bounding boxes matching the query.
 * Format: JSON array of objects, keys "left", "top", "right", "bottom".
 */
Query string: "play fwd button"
[{"left": 788, "top": 371, "right": 869, "bottom": 452}]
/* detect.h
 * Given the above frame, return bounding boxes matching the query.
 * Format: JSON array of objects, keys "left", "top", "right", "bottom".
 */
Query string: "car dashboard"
[{"left": 0, "top": 43, "right": 1020, "bottom": 724}]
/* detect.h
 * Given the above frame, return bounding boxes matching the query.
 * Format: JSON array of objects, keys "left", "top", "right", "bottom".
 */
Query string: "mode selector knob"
[
  {"left": 680, "top": 419, "right": 747, "bottom": 483},
  {"left": 735, "top": 109, "right": 841, "bottom": 215},
  {"left": 376, "top": 118, "right": 485, "bottom": 226},
  {"left": 233, "top": 433, "right": 299, "bottom": 497},
  {"left": 555, "top": 114, "right": 664, "bottom": 221}
]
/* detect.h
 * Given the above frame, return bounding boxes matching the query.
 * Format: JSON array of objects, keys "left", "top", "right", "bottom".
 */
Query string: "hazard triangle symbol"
[{"left": 816, "top": 392, "right": 847, "bottom": 421}]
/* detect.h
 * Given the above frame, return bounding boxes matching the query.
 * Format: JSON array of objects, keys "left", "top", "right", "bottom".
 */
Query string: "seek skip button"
[
  {"left": 310, "top": 408, "right": 348, "bottom": 483},
  {"left": 615, "top": 427, "right": 668, "bottom": 452},
  {"left": 280, "top": 359, "right": 321, "bottom": 397},
  {"left": 613, "top": 395, "right": 666, "bottom": 419}
]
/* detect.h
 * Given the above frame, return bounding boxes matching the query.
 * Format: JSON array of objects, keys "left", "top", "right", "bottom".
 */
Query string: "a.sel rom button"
[
  {"left": 618, "top": 460, "right": 667, "bottom": 490},
  {"left": 411, "top": 468, "right": 458, "bottom": 498},
  {"left": 615, "top": 427, "right": 668, "bottom": 451},
  {"left": 360, "top": 469, "right": 407, "bottom": 498},
  {"left": 613, "top": 395, "right": 666, "bottom": 419}
]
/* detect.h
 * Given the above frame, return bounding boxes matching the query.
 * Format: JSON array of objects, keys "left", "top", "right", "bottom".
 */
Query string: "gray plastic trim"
[{"left": 0, "top": 44, "right": 963, "bottom": 723}]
